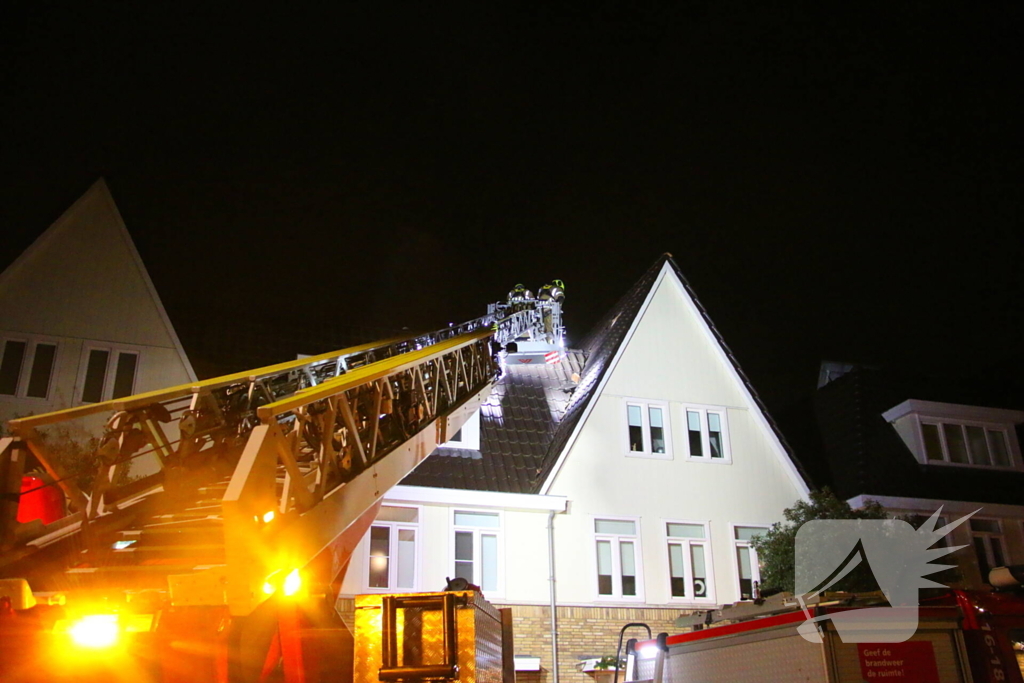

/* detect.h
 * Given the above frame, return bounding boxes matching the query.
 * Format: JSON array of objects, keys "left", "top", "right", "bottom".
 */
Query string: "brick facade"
[
  {"left": 337, "top": 597, "right": 688, "bottom": 683},
  {"left": 497, "top": 604, "right": 685, "bottom": 683}
]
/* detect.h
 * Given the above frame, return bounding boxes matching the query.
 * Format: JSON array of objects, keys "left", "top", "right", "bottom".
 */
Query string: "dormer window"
[{"left": 882, "top": 400, "right": 1024, "bottom": 471}]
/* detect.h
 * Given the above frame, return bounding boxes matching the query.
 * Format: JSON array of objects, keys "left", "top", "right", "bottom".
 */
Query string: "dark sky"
[{"left": 1, "top": 3, "right": 1022, "bottom": 413}]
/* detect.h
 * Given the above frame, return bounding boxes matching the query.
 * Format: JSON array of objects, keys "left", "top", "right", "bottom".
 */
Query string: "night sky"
[{"left": 2, "top": 3, "right": 1022, "bottom": 413}]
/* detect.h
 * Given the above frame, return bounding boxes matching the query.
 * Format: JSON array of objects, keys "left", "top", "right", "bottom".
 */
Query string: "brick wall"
[
  {"left": 337, "top": 598, "right": 689, "bottom": 683},
  {"left": 496, "top": 604, "right": 687, "bottom": 683}
]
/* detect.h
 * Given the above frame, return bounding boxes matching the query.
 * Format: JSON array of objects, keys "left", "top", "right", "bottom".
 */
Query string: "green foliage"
[
  {"left": 751, "top": 488, "right": 888, "bottom": 595},
  {"left": 592, "top": 656, "right": 626, "bottom": 671}
]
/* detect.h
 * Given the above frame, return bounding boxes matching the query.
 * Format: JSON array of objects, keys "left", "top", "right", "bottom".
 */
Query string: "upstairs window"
[
  {"left": 79, "top": 348, "right": 139, "bottom": 403},
  {"left": 665, "top": 521, "right": 714, "bottom": 603},
  {"left": 684, "top": 405, "right": 730, "bottom": 462},
  {"left": 0, "top": 338, "right": 58, "bottom": 400},
  {"left": 594, "top": 517, "right": 644, "bottom": 600},
  {"left": 367, "top": 506, "right": 419, "bottom": 591},
  {"left": 921, "top": 422, "right": 1012, "bottom": 468},
  {"left": 883, "top": 400, "right": 1023, "bottom": 471},
  {"left": 623, "top": 399, "right": 671, "bottom": 459}
]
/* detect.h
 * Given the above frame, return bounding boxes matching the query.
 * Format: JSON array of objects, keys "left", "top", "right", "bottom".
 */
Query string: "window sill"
[
  {"left": 686, "top": 456, "right": 732, "bottom": 465},
  {"left": 919, "top": 459, "right": 1022, "bottom": 473},
  {"left": 625, "top": 451, "right": 673, "bottom": 461}
]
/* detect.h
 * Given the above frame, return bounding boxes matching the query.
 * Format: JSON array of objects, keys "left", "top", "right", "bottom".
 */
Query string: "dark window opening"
[
  {"left": 0, "top": 341, "right": 26, "bottom": 395},
  {"left": 26, "top": 344, "right": 57, "bottom": 398}
]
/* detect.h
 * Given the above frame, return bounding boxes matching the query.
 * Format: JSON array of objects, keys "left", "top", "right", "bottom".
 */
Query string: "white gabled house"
[
  {"left": 339, "top": 254, "right": 811, "bottom": 683},
  {"left": 0, "top": 180, "right": 196, "bottom": 472}
]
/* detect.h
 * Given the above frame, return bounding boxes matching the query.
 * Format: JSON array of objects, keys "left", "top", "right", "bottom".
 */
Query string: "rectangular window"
[
  {"left": 970, "top": 518, "right": 1005, "bottom": 583},
  {"left": 624, "top": 399, "right": 671, "bottom": 459},
  {"left": 25, "top": 343, "right": 57, "bottom": 398},
  {"left": 594, "top": 517, "right": 643, "bottom": 600},
  {"left": 79, "top": 347, "right": 139, "bottom": 403},
  {"left": 366, "top": 506, "right": 418, "bottom": 591},
  {"left": 733, "top": 526, "right": 768, "bottom": 601},
  {"left": 0, "top": 338, "right": 59, "bottom": 400},
  {"left": 0, "top": 341, "right": 27, "bottom": 396},
  {"left": 665, "top": 521, "right": 713, "bottom": 603},
  {"left": 684, "top": 405, "right": 731, "bottom": 462},
  {"left": 453, "top": 510, "right": 501, "bottom": 595},
  {"left": 921, "top": 420, "right": 1016, "bottom": 470}
]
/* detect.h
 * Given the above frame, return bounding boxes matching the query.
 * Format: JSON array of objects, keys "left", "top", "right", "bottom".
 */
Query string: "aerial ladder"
[{"left": 0, "top": 285, "right": 565, "bottom": 683}]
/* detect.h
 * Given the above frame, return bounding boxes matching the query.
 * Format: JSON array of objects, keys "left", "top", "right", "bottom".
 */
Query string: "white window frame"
[
  {"left": 882, "top": 400, "right": 1024, "bottom": 472},
  {"left": 970, "top": 517, "right": 1006, "bottom": 582},
  {"left": 75, "top": 344, "right": 142, "bottom": 404},
  {"left": 918, "top": 419, "right": 1018, "bottom": 471},
  {"left": 0, "top": 334, "right": 61, "bottom": 402},
  {"left": 451, "top": 509, "right": 504, "bottom": 597},
  {"left": 364, "top": 505, "right": 421, "bottom": 592},
  {"left": 592, "top": 515, "right": 645, "bottom": 602},
  {"left": 730, "top": 523, "right": 769, "bottom": 602},
  {"left": 682, "top": 404, "right": 731, "bottom": 464},
  {"left": 664, "top": 519, "right": 715, "bottom": 605},
  {"left": 622, "top": 398, "right": 672, "bottom": 460}
]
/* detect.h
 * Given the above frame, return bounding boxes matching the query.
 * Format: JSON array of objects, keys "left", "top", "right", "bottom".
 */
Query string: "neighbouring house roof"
[
  {"left": 403, "top": 253, "right": 811, "bottom": 494},
  {"left": 808, "top": 366, "right": 1024, "bottom": 506}
]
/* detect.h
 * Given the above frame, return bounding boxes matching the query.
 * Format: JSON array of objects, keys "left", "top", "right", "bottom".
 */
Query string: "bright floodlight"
[
  {"left": 639, "top": 644, "right": 659, "bottom": 659},
  {"left": 263, "top": 510, "right": 275, "bottom": 523},
  {"left": 69, "top": 614, "right": 119, "bottom": 648},
  {"left": 283, "top": 569, "right": 302, "bottom": 597}
]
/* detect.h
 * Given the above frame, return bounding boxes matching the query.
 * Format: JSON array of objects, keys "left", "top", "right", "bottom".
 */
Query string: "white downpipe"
[{"left": 548, "top": 510, "right": 560, "bottom": 683}]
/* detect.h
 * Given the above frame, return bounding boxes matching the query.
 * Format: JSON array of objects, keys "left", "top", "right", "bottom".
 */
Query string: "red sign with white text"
[{"left": 857, "top": 641, "right": 939, "bottom": 681}]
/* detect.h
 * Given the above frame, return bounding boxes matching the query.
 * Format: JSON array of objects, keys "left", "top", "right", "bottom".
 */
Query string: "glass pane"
[
  {"left": 81, "top": 349, "right": 110, "bottom": 403},
  {"left": 734, "top": 526, "right": 766, "bottom": 541},
  {"left": 737, "top": 546, "right": 752, "bottom": 579},
  {"left": 450, "top": 428, "right": 463, "bottom": 442},
  {"left": 687, "top": 411, "right": 703, "bottom": 456},
  {"left": 628, "top": 404, "right": 643, "bottom": 426},
  {"left": 397, "top": 529, "right": 416, "bottom": 588},
  {"left": 596, "top": 540, "right": 613, "bottom": 595},
  {"left": 26, "top": 343, "right": 56, "bottom": 398},
  {"left": 112, "top": 352, "right": 138, "bottom": 399},
  {"left": 991, "top": 537, "right": 1006, "bottom": 569},
  {"left": 628, "top": 405, "right": 644, "bottom": 452},
  {"left": 378, "top": 506, "right": 419, "bottom": 523},
  {"left": 965, "top": 426, "right": 991, "bottom": 466},
  {"left": 620, "top": 541, "right": 636, "bottom": 596},
  {"left": 595, "top": 519, "right": 636, "bottom": 535},
  {"left": 708, "top": 412, "right": 723, "bottom": 457},
  {"left": 974, "top": 537, "right": 992, "bottom": 581},
  {"left": 943, "top": 424, "right": 969, "bottom": 464},
  {"left": 737, "top": 547, "right": 754, "bottom": 600},
  {"left": 481, "top": 534, "right": 498, "bottom": 592},
  {"left": 667, "top": 523, "right": 705, "bottom": 539},
  {"left": 988, "top": 430, "right": 1011, "bottom": 467},
  {"left": 669, "top": 543, "right": 686, "bottom": 597},
  {"left": 691, "top": 545, "right": 707, "bottom": 598},
  {"left": 970, "top": 519, "right": 1000, "bottom": 534},
  {"left": 921, "top": 423, "right": 943, "bottom": 461},
  {"left": 455, "top": 511, "right": 500, "bottom": 528},
  {"left": 455, "top": 531, "right": 474, "bottom": 561},
  {"left": 455, "top": 560, "right": 474, "bottom": 583},
  {"left": 0, "top": 340, "right": 26, "bottom": 395},
  {"left": 649, "top": 407, "right": 665, "bottom": 454},
  {"left": 369, "top": 526, "right": 390, "bottom": 588}
]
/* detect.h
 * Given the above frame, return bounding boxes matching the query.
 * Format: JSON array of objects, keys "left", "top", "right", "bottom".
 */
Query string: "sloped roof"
[
  {"left": 400, "top": 351, "right": 585, "bottom": 492},
  {"left": 811, "top": 367, "right": 1024, "bottom": 506},
  {"left": 404, "top": 253, "right": 810, "bottom": 494}
]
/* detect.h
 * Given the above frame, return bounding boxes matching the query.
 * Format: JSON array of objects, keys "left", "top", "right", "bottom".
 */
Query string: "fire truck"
[
  {"left": 0, "top": 286, "right": 564, "bottom": 683},
  {"left": 621, "top": 588, "right": 1024, "bottom": 683}
]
